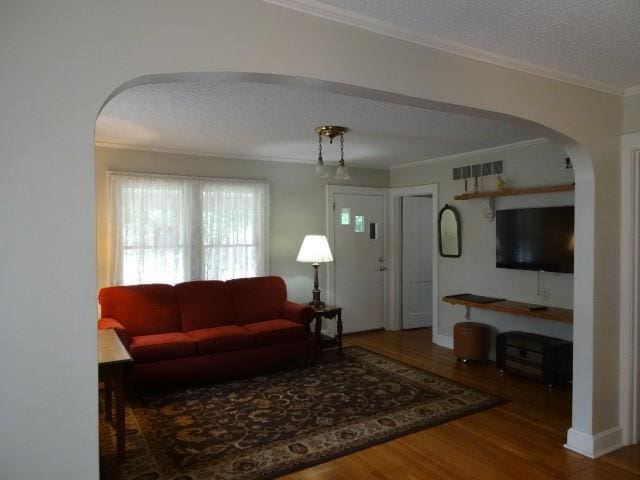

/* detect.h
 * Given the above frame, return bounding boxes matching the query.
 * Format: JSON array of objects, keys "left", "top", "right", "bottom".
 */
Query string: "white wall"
[
  {"left": 0, "top": 0, "right": 623, "bottom": 477},
  {"left": 96, "top": 147, "right": 389, "bottom": 302},
  {"left": 393, "top": 141, "right": 574, "bottom": 355},
  {"left": 624, "top": 93, "right": 640, "bottom": 134}
]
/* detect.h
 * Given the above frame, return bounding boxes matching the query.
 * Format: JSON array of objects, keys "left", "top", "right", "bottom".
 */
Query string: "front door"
[
  {"left": 402, "top": 195, "right": 433, "bottom": 329},
  {"left": 332, "top": 191, "right": 385, "bottom": 333}
]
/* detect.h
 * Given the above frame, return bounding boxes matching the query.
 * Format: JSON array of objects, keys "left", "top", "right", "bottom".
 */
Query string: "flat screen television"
[{"left": 496, "top": 206, "right": 574, "bottom": 274}]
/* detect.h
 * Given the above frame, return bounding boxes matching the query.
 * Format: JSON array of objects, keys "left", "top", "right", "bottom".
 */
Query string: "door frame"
[
  {"left": 620, "top": 131, "right": 640, "bottom": 445},
  {"left": 326, "top": 185, "right": 390, "bottom": 330},
  {"left": 389, "top": 184, "right": 439, "bottom": 342}
]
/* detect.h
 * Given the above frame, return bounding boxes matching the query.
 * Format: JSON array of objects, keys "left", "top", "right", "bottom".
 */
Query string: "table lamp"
[{"left": 296, "top": 234, "right": 334, "bottom": 308}]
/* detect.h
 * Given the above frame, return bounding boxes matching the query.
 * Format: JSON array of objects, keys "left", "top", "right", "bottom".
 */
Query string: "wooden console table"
[
  {"left": 443, "top": 294, "right": 573, "bottom": 324},
  {"left": 98, "top": 329, "right": 133, "bottom": 458}
]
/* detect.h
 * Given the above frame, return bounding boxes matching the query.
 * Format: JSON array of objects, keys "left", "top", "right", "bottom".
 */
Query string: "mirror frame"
[{"left": 438, "top": 204, "right": 462, "bottom": 258}]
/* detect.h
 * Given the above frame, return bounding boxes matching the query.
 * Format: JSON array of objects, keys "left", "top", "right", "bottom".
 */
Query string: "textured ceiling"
[
  {"left": 282, "top": 0, "right": 640, "bottom": 91},
  {"left": 96, "top": 79, "right": 543, "bottom": 169}
]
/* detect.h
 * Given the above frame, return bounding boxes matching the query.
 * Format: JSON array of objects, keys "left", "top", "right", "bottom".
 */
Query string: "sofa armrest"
[
  {"left": 282, "top": 301, "right": 315, "bottom": 327},
  {"left": 98, "top": 317, "right": 131, "bottom": 350}
]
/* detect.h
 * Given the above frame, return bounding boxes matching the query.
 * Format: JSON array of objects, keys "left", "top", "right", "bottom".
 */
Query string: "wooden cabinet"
[{"left": 496, "top": 332, "right": 572, "bottom": 387}]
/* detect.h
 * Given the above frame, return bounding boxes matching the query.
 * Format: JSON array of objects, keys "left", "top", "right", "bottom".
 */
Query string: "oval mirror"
[{"left": 439, "top": 204, "right": 461, "bottom": 257}]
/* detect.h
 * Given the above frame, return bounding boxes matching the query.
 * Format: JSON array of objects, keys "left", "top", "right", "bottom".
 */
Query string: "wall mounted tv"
[{"left": 496, "top": 206, "right": 574, "bottom": 274}]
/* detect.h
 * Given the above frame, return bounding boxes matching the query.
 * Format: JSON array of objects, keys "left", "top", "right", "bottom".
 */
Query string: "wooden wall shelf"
[
  {"left": 443, "top": 294, "right": 573, "bottom": 324},
  {"left": 454, "top": 183, "right": 575, "bottom": 201}
]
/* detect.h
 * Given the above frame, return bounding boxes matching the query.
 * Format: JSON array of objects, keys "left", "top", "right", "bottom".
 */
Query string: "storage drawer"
[
  {"left": 505, "top": 359, "right": 543, "bottom": 379},
  {"left": 504, "top": 336, "right": 543, "bottom": 352},
  {"left": 496, "top": 331, "right": 573, "bottom": 387},
  {"left": 505, "top": 346, "right": 543, "bottom": 365}
]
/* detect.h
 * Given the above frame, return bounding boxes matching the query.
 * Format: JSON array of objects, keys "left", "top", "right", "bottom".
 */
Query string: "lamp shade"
[{"left": 296, "top": 235, "right": 334, "bottom": 264}]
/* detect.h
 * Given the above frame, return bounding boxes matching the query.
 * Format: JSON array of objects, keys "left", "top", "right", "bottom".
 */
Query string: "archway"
[{"left": 96, "top": 71, "right": 597, "bottom": 457}]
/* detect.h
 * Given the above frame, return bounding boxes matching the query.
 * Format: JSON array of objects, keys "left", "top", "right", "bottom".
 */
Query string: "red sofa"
[{"left": 98, "top": 276, "right": 315, "bottom": 385}]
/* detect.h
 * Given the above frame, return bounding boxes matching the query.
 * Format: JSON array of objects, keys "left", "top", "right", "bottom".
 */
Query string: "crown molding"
[
  {"left": 624, "top": 85, "right": 640, "bottom": 97},
  {"left": 263, "top": 0, "right": 624, "bottom": 96},
  {"left": 390, "top": 138, "right": 549, "bottom": 170},
  {"left": 94, "top": 141, "right": 389, "bottom": 170}
]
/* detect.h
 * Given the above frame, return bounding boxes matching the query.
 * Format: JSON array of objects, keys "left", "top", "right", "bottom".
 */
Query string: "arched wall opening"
[
  {"left": 96, "top": 71, "right": 597, "bottom": 456},
  {"left": 3, "top": 4, "right": 625, "bottom": 478}
]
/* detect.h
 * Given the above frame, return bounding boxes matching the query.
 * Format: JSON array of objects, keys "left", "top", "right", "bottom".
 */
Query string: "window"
[
  {"left": 340, "top": 208, "right": 351, "bottom": 225},
  {"left": 109, "top": 173, "right": 269, "bottom": 285}
]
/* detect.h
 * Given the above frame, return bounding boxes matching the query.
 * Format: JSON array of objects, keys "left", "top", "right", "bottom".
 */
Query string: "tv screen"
[{"left": 496, "top": 206, "right": 574, "bottom": 273}]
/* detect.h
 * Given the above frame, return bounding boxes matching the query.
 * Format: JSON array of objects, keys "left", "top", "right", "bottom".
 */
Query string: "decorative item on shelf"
[
  {"left": 565, "top": 157, "right": 573, "bottom": 169},
  {"left": 315, "top": 126, "right": 350, "bottom": 181},
  {"left": 496, "top": 175, "right": 507, "bottom": 191},
  {"left": 472, "top": 164, "right": 482, "bottom": 194},
  {"left": 438, "top": 204, "right": 461, "bottom": 258},
  {"left": 296, "top": 234, "right": 334, "bottom": 308},
  {"left": 483, "top": 198, "right": 496, "bottom": 222},
  {"left": 461, "top": 165, "right": 471, "bottom": 193}
]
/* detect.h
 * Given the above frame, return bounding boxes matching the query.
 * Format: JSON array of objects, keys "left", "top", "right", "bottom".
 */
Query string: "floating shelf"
[
  {"left": 454, "top": 183, "right": 575, "bottom": 201},
  {"left": 443, "top": 295, "right": 573, "bottom": 324}
]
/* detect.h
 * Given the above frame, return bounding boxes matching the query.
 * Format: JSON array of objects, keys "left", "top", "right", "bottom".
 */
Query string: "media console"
[{"left": 442, "top": 293, "right": 573, "bottom": 324}]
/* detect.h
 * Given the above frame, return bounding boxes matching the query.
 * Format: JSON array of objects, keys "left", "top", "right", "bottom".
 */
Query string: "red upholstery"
[
  {"left": 282, "top": 301, "right": 315, "bottom": 326},
  {"left": 243, "top": 319, "right": 306, "bottom": 346},
  {"left": 99, "top": 284, "right": 181, "bottom": 337},
  {"left": 186, "top": 325, "right": 255, "bottom": 354},
  {"left": 98, "top": 317, "right": 131, "bottom": 349},
  {"left": 175, "top": 281, "right": 230, "bottom": 331},
  {"left": 227, "top": 276, "right": 287, "bottom": 325},
  {"left": 97, "top": 276, "right": 311, "bottom": 385},
  {"left": 131, "top": 341, "right": 309, "bottom": 385},
  {"left": 129, "top": 332, "right": 198, "bottom": 363}
]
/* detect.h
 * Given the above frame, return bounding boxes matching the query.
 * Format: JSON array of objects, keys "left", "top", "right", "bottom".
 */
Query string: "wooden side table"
[
  {"left": 312, "top": 305, "right": 343, "bottom": 356},
  {"left": 98, "top": 329, "right": 132, "bottom": 459}
]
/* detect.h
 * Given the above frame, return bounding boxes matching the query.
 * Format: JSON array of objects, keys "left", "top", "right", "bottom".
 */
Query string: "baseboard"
[
  {"left": 435, "top": 334, "right": 453, "bottom": 349},
  {"left": 565, "top": 426, "right": 624, "bottom": 458}
]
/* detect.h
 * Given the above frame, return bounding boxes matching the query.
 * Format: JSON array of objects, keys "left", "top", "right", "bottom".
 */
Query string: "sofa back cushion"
[
  {"left": 227, "top": 276, "right": 287, "bottom": 325},
  {"left": 175, "top": 280, "right": 231, "bottom": 331},
  {"left": 98, "top": 284, "right": 181, "bottom": 337}
]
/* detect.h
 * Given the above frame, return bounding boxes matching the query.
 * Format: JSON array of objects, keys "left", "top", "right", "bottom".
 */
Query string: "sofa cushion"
[
  {"left": 227, "top": 276, "right": 287, "bottom": 325},
  {"left": 175, "top": 281, "right": 231, "bottom": 331},
  {"left": 129, "top": 332, "right": 197, "bottom": 363},
  {"left": 243, "top": 319, "right": 306, "bottom": 346},
  {"left": 186, "top": 325, "right": 255, "bottom": 354},
  {"left": 99, "top": 284, "right": 181, "bottom": 337}
]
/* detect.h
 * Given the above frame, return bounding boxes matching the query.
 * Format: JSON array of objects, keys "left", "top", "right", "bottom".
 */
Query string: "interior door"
[
  {"left": 333, "top": 192, "right": 385, "bottom": 333},
  {"left": 402, "top": 195, "right": 433, "bottom": 329}
]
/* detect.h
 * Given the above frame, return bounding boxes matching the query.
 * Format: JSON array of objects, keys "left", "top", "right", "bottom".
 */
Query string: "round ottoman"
[{"left": 454, "top": 322, "right": 491, "bottom": 362}]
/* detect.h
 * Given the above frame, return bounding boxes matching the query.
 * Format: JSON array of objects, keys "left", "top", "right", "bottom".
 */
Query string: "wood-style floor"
[{"left": 281, "top": 329, "right": 640, "bottom": 480}]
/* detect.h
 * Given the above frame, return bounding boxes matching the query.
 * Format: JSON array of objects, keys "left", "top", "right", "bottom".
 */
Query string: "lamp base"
[{"left": 309, "top": 264, "right": 325, "bottom": 309}]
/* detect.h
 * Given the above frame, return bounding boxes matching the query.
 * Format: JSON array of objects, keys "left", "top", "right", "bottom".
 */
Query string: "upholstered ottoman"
[{"left": 453, "top": 322, "right": 491, "bottom": 362}]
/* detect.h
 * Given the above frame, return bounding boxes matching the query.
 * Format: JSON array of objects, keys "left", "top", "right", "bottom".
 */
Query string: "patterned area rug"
[{"left": 100, "top": 347, "right": 504, "bottom": 480}]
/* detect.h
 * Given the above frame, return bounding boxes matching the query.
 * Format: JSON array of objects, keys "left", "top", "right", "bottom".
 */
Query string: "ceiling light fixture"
[{"left": 315, "top": 126, "right": 350, "bottom": 181}]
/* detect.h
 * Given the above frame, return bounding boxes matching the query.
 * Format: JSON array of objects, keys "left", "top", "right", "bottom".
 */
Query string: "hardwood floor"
[{"left": 281, "top": 329, "right": 640, "bottom": 480}]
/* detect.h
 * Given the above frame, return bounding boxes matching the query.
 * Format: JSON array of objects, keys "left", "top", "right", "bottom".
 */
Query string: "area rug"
[{"left": 100, "top": 347, "right": 504, "bottom": 480}]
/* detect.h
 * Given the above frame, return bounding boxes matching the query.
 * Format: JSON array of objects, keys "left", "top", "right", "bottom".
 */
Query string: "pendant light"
[{"left": 314, "top": 126, "right": 350, "bottom": 181}]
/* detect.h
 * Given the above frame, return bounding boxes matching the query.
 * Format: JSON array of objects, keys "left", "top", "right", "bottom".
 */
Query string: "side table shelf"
[{"left": 312, "top": 305, "right": 343, "bottom": 356}]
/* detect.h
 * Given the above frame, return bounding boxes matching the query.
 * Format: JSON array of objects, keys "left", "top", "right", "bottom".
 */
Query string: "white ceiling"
[
  {"left": 266, "top": 0, "right": 640, "bottom": 93},
  {"left": 96, "top": 79, "right": 544, "bottom": 169}
]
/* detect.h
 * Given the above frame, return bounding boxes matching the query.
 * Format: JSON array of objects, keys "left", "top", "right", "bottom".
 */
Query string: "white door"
[
  {"left": 402, "top": 196, "right": 433, "bottom": 329},
  {"left": 333, "top": 192, "right": 385, "bottom": 333}
]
